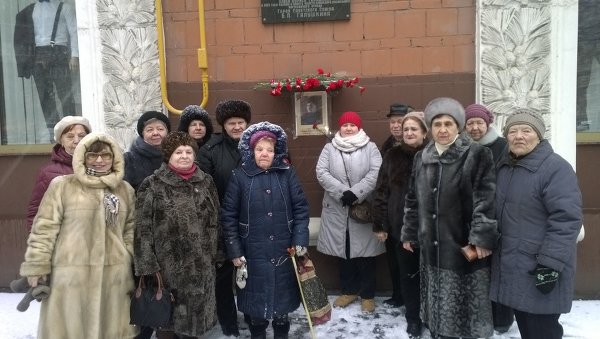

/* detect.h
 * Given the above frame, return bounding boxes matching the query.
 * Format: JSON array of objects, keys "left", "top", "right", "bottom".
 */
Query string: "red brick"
[
  {"left": 422, "top": 46, "right": 454, "bottom": 73},
  {"left": 185, "top": 19, "right": 200, "bottom": 49},
  {"left": 396, "top": 9, "right": 426, "bottom": 38},
  {"left": 319, "top": 41, "right": 352, "bottom": 52},
  {"left": 244, "top": 19, "right": 274, "bottom": 44},
  {"left": 187, "top": 55, "right": 203, "bottom": 82},
  {"left": 427, "top": 9, "right": 458, "bottom": 36},
  {"left": 273, "top": 54, "right": 303, "bottom": 78},
  {"left": 302, "top": 54, "right": 334, "bottom": 74},
  {"left": 362, "top": 50, "right": 392, "bottom": 76},
  {"left": 411, "top": 0, "right": 442, "bottom": 9},
  {"left": 210, "top": 45, "right": 233, "bottom": 57},
  {"left": 350, "top": 40, "right": 381, "bottom": 51},
  {"left": 214, "top": 0, "right": 244, "bottom": 10},
  {"left": 261, "top": 43, "right": 292, "bottom": 54},
  {"left": 352, "top": 2, "right": 380, "bottom": 13},
  {"left": 290, "top": 42, "right": 320, "bottom": 54},
  {"left": 217, "top": 55, "right": 245, "bottom": 81},
  {"left": 167, "top": 55, "right": 187, "bottom": 82},
  {"left": 381, "top": 38, "right": 411, "bottom": 49},
  {"left": 457, "top": 7, "right": 475, "bottom": 35},
  {"left": 442, "top": 0, "right": 474, "bottom": 7},
  {"left": 364, "top": 12, "right": 394, "bottom": 39},
  {"left": 304, "top": 22, "right": 334, "bottom": 42},
  {"left": 245, "top": 54, "right": 274, "bottom": 80},
  {"left": 453, "top": 44, "right": 474, "bottom": 72},
  {"left": 274, "top": 23, "right": 304, "bottom": 43},
  {"left": 333, "top": 14, "right": 364, "bottom": 42},
  {"left": 215, "top": 18, "right": 245, "bottom": 45},
  {"left": 380, "top": 0, "right": 410, "bottom": 11},
  {"left": 165, "top": 20, "right": 186, "bottom": 49},
  {"left": 230, "top": 8, "right": 258, "bottom": 18},
  {"left": 391, "top": 47, "right": 423, "bottom": 75},
  {"left": 205, "top": 18, "right": 216, "bottom": 45},
  {"left": 330, "top": 51, "right": 362, "bottom": 75},
  {"left": 412, "top": 37, "right": 443, "bottom": 47},
  {"left": 204, "top": 10, "right": 229, "bottom": 19},
  {"left": 163, "top": 0, "right": 186, "bottom": 13},
  {"left": 232, "top": 45, "right": 261, "bottom": 54},
  {"left": 443, "top": 35, "right": 473, "bottom": 46}
]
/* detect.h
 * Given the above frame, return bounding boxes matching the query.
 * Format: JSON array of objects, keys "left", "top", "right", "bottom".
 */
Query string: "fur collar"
[
  {"left": 477, "top": 125, "right": 501, "bottom": 146},
  {"left": 421, "top": 133, "right": 473, "bottom": 165},
  {"left": 72, "top": 133, "right": 125, "bottom": 189}
]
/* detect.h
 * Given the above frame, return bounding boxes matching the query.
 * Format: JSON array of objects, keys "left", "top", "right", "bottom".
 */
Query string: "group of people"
[
  {"left": 19, "top": 100, "right": 309, "bottom": 339},
  {"left": 18, "top": 95, "right": 583, "bottom": 339}
]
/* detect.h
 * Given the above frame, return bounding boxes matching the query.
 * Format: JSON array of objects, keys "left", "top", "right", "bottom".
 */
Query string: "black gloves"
[
  {"left": 341, "top": 190, "right": 358, "bottom": 207},
  {"left": 531, "top": 264, "right": 559, "bottom": 294}
]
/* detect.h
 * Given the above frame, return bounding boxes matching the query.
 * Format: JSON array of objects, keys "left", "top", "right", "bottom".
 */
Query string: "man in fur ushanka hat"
[{"left": 197, "top": 99, "right": 252, "bottom": 337}]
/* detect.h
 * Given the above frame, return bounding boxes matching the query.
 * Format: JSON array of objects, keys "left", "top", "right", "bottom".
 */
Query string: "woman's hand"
[
  {"left": 403, "top": 242, "right": 414, "bottom": 252},
  {"left": 475, "top": 246, "right": 492, "bottom": 259},
  {"left": 27, "top": 275, "right": 46, "bottom": 287},
  {"left": 375, "top": 231, "right": 388, "bottom": 242}
]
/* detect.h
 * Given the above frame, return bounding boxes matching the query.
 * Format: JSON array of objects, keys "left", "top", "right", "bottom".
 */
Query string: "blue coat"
[
  {"left": 490, "top": 140, "right": 582, "bottom": 314},
  {"left": 221, "top": 155, "right": 309, "bottom": 319}
]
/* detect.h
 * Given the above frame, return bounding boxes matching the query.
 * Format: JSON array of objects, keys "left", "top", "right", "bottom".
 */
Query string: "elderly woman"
[
  {"left": 20, "top": 133, "right": 137, "bottom": 339},
  {"left": 316, "top": 111, "right": 384, "bottom": 313},
  {"left": 401, "top": 97, "right": 499, "bottom": 339},
  {"left": 491, "top": 110, "right": 582, "bottom": 339},
  {"left": 124, "top": 110, "right": 171, "bottom": 191},
  {"left": 26, "top": 115, "right": 91, "bottom": 230},
  {"left": 221, "top": 122, "right": 309, "bottom": 339},
  {"left": 177, "top": 104, "right": 214, "bottom": 153},
  {"left": 134, "top": 131, "right": 220, "bottom": 339},
  {"left": 373, "top": 111, "right": 428, "bottom": 338}
]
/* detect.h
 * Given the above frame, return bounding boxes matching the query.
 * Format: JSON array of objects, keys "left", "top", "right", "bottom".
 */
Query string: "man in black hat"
[
  {"left": 380, "top": 103, "right": 414, "bottom": 156},
  {"left": 198, "top": 99, "right": 252, "bottom": 337}
]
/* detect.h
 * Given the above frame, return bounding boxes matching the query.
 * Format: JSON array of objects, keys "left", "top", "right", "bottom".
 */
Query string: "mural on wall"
[
  {"left": 480, "top": 1, "right": 552, "bottom": 135},
  {"left": 96, "top": 0, "right": 162, "bottom": 149}
]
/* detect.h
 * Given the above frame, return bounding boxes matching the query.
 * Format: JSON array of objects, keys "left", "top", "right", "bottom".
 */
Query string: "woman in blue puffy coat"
[{"left": 221, "top": 122, "right": 310, "bottom": 339}]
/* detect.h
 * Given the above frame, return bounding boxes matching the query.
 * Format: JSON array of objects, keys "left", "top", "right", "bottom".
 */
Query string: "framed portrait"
[{"left": 294, "top": 91, "right": 330, "bottom": 136}]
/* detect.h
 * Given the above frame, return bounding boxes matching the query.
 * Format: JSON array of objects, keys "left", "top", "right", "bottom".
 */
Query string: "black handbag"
[
  {"left": 349, "top": 200, "right": 374, "bottom": 224},
  {"left": 130, "top": 272, "right": 174, "bottom": 328}
]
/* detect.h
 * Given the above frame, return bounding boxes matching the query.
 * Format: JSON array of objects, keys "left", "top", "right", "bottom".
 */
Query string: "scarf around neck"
[
  {"left": 332, "top": 129, "right": 370, "bottom": 153},
  {"left": 435, "top": 133, "right": 460, "bottom": 155},
  {"left": 168, "top": 163, "right": 197, "bottom": 181}
]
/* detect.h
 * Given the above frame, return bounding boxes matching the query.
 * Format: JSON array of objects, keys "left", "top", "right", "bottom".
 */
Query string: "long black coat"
[
  {"left": 134, "top": 163, "right": 220, "bottom": 337},
  {"left": 123, "top": 136, "right": 163, "bottom": 192},
  {"left": 197, "top": 133, "right": 241, "bottom": 203},
  {"left": 373, "top": 141, "right": 426, "bottom": 242},
  {"left": 401, "top": 133, "right": 499, "bottom": 338},
  {"left": 221, "top": 158, "right": 309, "bottom": 320}
]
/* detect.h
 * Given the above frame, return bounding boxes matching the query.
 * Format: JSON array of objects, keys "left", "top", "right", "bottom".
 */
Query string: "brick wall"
[{"left": 162, "top": 0, "right": 475, "bottom": 83}]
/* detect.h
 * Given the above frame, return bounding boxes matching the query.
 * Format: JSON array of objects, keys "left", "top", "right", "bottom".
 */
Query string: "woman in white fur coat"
[
  {"left": 20, "top": 133, "right": 138, "bottom": 339},
  {"left": 316, "top": 111, "right": 384, "bottom": 314}
]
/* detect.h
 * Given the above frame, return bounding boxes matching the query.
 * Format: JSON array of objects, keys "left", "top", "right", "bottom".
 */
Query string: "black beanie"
[
  {"left": 137, "top": 111, "right": 171, "bottom": 136},
  {"left": 177, "top": 105, "right": 214, "bottom": 143},
  {"left": 215, "top": 100, "right": 252, "bottom": 126}
]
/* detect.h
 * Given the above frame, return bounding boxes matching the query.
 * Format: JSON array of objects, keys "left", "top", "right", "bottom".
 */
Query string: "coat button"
[
  {"left": 432, "top": 214, "right": 436, "bottom": 219},
  {"left": 266, "top": 189, "right": 271, "bottom": 194},
  {"left": 267, "top": 212, "right": 273, "bottom": 217},
  {"left": 194, "top": 188, "right": 199, "bottom": 193},
  {"left": 269, "top": 235, "right": 274, "bottom": 241},
  {"left": 433, "top": 241, "right": 439, "bottom": 246},
  {"left": 270, "top": 258, "right": 275, "bottom": 264},
  {"left": 432, "top": 187, "right": 437, "bottom": 193}
]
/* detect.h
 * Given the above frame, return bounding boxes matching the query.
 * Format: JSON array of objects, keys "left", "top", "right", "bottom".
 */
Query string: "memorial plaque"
[{"left": 261, "top": 0, "right": 350, "bottom": 24}]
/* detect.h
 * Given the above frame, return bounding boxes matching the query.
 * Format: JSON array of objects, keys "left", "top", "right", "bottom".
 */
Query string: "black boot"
[
  {"left": 249, "top": 317, "right": 268, "bottom": 339},
  {"left": 272, "top": 314, "right": 290, "bottom": 339}
]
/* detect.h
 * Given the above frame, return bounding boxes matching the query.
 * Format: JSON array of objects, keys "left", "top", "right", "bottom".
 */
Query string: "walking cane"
[{"left": 289, "top": 248, "right": 316, "bottom": 339}]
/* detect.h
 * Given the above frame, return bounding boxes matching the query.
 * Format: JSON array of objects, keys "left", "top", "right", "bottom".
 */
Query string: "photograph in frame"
[{"left": 294, "top": 91, "right": 329, "bottom": 136}]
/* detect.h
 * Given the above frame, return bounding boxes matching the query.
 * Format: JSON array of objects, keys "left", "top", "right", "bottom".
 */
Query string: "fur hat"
[
  {"left": 424, "top": 97, "right": 466, "bottom": 130},
  {"left": 387, "top": 103, "right": 414, "bottom": 118},
  {"left": 503, "top": 109, "right": 546, "bottom": 140},
  {"left": 137, "top": 111, "right": 171, "bottom": 136},
  {"left": 403, "top": 111, "right": 428, "bottom": 132},
  {"left": 465, "top": 104, "right": 494, "bottom": 127},
  {"left": 239, "top": 122, "right": 287, "bottom": 163},
  {"left": 249, "top": 130, "right": 277, "bottom": 149},
  {"left": 54, "top": 116, "right": 91, "bottom": 143},
  {"left": 215, "top": 100, "right": 252, "bottom": 126},
  {"left": 161, "top": 131, "right": 198, "bottom": 163},
  {"left": 338, "top": 111, "right": 362, "bottom": 130},
  {"left": 177, "top": 105, "right": 214, "bottom": 143}
]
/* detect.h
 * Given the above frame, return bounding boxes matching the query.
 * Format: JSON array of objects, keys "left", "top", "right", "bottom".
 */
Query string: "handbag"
[
  {"left": 349, "top": 200, "right": 373, "bottom": 224},
  {"left": 295, "top": 254, "right": 332, "bottom": 325},
  {"left": 130, "top": 272, "right": 174, "bottom": 328}
]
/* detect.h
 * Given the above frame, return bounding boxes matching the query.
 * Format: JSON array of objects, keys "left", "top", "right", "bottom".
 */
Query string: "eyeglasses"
[{"left": 85, "top": 152, "right": 113, "bottom": 161}]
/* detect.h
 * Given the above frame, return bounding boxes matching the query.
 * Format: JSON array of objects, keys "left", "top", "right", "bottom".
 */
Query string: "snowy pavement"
[{"left": 1, "top": 293, "right": 599, "bottom": 338}]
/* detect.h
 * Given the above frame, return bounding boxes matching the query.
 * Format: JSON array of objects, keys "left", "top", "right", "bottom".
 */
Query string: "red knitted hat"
[
  {"left": 338, "top": 111, "right": 362, "bottom": 130},
  {"left": 465, "top": 104, "right": 494, "bottom": 127}
]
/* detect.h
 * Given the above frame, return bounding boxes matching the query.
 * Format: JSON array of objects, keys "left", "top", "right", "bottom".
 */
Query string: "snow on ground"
[{"left": 1, "top": 293, "right": 599, "bottom": 338}]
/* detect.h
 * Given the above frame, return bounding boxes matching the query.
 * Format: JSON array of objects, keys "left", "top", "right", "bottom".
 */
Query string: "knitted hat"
[
  {"left": 338, "top": 111, "right": 362, "bottom": 130},
  {"left": 161, "top": 131, "right": 198, "bottom": 163},
  {"left": 215, "top": 100, "right": 252, "bottom": 126},
  {"left": 249, "top": 130, "right": 277, "bottom": 149},
  {"left": 503, "top": 109, "right": 546, "bottom": 140},
  {"left": 137, "top": 111, "right": 171, "bottom": 136},
  {"left": 424, "top": 97, "right": 466, "bottom": 130},
  {"left": 403, "top": 111, "right": 428, "bottom": 132},
  {"left": 465, "top": 104, "right": 494, "bottom": 127},
  {"left": 177, "top": 105, "right": 214, "bottom": 143},
  {"left": 54, "top": 116, "right": 92, "bottom": 142},
  {"left": 387, "top": 103, "right": 414, "bottom": 118}
]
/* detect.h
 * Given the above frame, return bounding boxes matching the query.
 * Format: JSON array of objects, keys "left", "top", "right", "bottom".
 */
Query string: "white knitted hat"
[{"left": 54, "top": 116, "right": 92, "bottom": 142}]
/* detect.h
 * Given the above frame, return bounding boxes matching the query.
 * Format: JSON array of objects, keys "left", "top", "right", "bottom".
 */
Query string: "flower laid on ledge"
[
  {"left": 312, "top": 122, "right": 333, "bottom": 141},
  {"left": 256, "top": 68, "right": 366, "bottom": 96}
]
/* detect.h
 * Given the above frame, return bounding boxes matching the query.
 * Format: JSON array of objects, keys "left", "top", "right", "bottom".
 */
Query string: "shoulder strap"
[
  {"left": 50, "top": 2, "right": 64, "bottom": 45},
  {"left": 338, "top": 150, "right": 352, "bottom": 186}
]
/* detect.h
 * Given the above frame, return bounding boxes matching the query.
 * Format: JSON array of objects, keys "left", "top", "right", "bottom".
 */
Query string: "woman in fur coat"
[
  {"left": 402, "top": 97, "right": 499, "bottom": 339},
  {"left": 134, "top": 132, "right": 220, "bottom": 338},
  {"left": 20, "top": 133, "right": 137, "bottom": 339},
  {"left": 316, "top": 111, "right": 384, "bottom": 314},
  {"left": 372, "top": 111, "right": 428, "bottom": 338},
  {"left": 221, "top": 122, "right": 310, "bottom": 339}
]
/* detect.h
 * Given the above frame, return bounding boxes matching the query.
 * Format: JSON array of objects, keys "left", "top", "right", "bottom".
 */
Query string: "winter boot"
[
  {"left": 333, "top": 294, "right": 358, "bottom": 308},
  {"left": 361, "top": 298, "right": 375, "bottom": 313},
  {"left": 249, "top": 317, "right": 268, "bottom": 339},
  {"left": 272, "top": 315, "right": 290, "bottom": 339}
]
